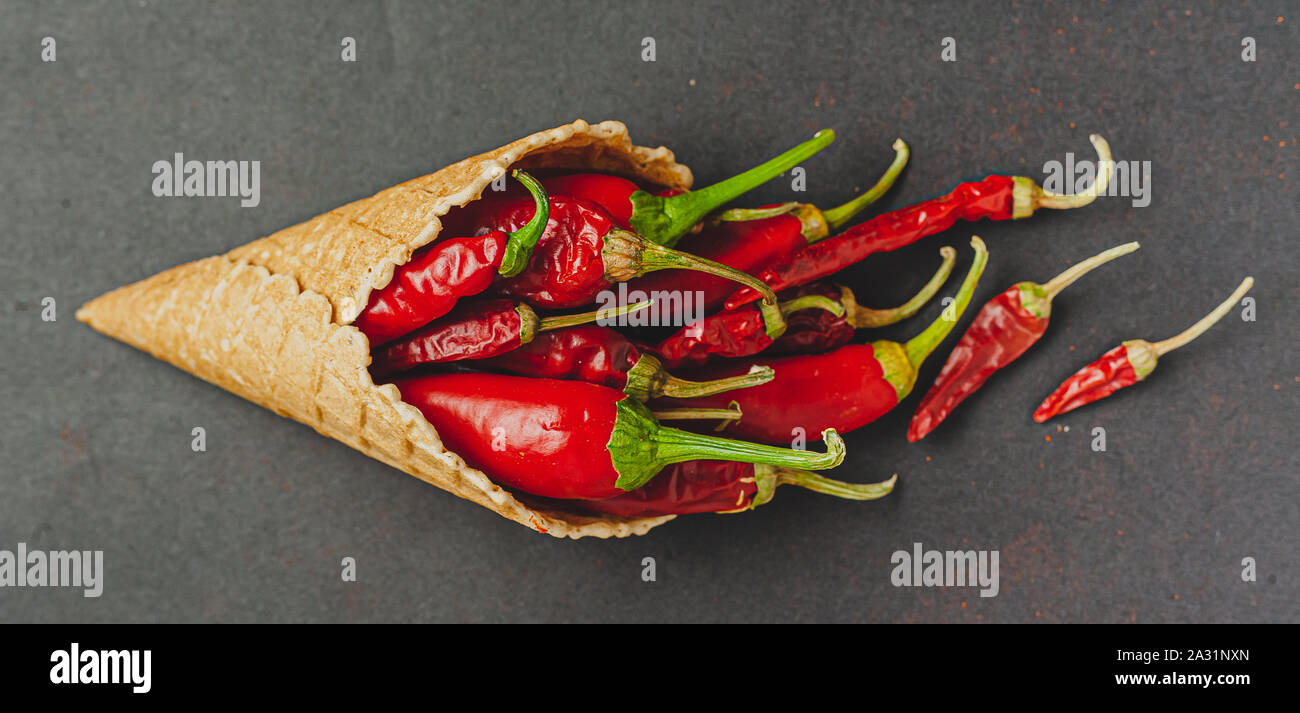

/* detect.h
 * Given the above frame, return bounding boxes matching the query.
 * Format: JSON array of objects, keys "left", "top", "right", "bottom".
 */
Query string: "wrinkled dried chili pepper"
[
  {"left": 724, "top": 136, "right": 1113, "bottom": 310},
  {"left": 625, "top": 140, "right": 910, "bottom": 312},
  {"left": 440, "top": 192, "right": 780, "bottom": 312},
  {"left": 530, "top": 130, "right": 836, "bottom": 246},
  {"left": 474, "top": 324, "right": 775, "bottom": 401},
  {"left": 392, "top": 372, "right": 847, "bottom": 499},
  {"left": 654, "top": 237, "right": 989, "bottom": 443},
  {"left": 907, "top": 241, "right": 1141, "bottom": 441},
  {"left": 650, "top": 293, "right": 847, "bottom": 370},
  {"left": 370, "top": 298, "right": 650, "bottom": 377},
  {"left": 566, "top": 460, "right": 896, "bottom": 517},
  {"left": 1033, "top": 277, "right": 1254, "bottom": 422},
  {"left": 353, "top": 170, "right": 550, "bottom": 345},
  {"left": 770, "top": 246, "right": 957, "bottom": 355}
]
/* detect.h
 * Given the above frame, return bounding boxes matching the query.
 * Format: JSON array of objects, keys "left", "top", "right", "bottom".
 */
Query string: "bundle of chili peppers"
[{"left": 359, "top": 129, "right": 1251, "bottom": 523}]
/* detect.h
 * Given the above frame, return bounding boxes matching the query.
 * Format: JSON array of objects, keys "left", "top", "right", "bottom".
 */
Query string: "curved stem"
[
  {"left": 660, "top": 365, "right": 775, "bottom": 399},
  {"left": 780, "top": 293, "right": 846, "bottom": 318},
  {"left": 1152, "top": 277, "right": 1254, "bottom": 356},
  {"left": 537, "top": 299, "right": 652, "bottom": 333},
  {"left": 498, "top": 170, "right": 549, "bottom": 277},
  {"left": 651, "top": 404, "right": 743, "bottom": 421},
  {"left": 822, "top": 138, "right": 911, "bottom": 229},
  {"left": 630, "top": 130, "right": 836, "bottom": 245},
  {"left": 634, "top": 237, "right": 780, "bottom": 305},
  {"left": 1036, "top": 134, "right": 1113, "bottom": 210},
  {"left": 1042, "top": 241, "right": 1140, "bottom": 299},
  {"left": 776, "top": 469, "right": 897, "bottom": 500},
  {"left": 849, "top": 246, "right": 956, "bottom": 328},
  {"left": 718, "top": 202, "right": 800, "bottom": 222},
  {"left": 904, "top": 236, "right": 989, "bottom": 368},
  {"left": 653, "top": 426, "right": 847, "bottom": 472}
]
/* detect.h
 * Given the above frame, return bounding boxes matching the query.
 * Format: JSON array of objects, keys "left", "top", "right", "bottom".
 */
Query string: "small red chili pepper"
[
  {"left": 532, "top": 130, "right": 837, "bottom": 246},
  {"left": 352, "top": 170, "right": 550, "bottom": 345},
  {"left": 391, "top": 372, "right": 847, "bottom": 499},
  {"left": 566, "top": 461, "right": 897, "bottom": 518},
  {"left": 770, "top": 246, "right": 957, "bottom": 355},
  {"left": 1033, "top": 277, "right": 1254, "bottom": 422},
  {"left": 907, "top": 241, "right": 1141, "bottom": 441},
  {"left": 625, "top": 140, "right": 910, "bottom": 313},
  {"left": 370, "top": 298, "right": 650, "bottom": 378},
  {"left": 473, "top": 324, "right": 776, "bottom": 401},
  {"left": 654, "top": 237, "right": 989, "bottom": 443},
  {"left": 650, "top": 293, "right": 847, "bottom": 370},
  {"left": 440, "top": 191, "right": 780, "bottom": 312},
  {"left": 723, "top": 136, "right": 1113, "bottom": 310}
]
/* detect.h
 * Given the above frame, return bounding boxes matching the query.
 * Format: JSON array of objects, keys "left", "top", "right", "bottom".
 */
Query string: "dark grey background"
[{"left": 2, "top": 1, "right": 1295, "bottom": 623}]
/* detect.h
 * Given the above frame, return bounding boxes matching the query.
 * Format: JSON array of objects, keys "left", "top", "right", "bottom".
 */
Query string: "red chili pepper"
[
  {"left": 440, "top": 192, "right": 780, "bottom": 313},
  {"left": 1034, "top": 277, "right": 1254, "bottom": 422},
  {"left": 770, "top": 246, "right": 957, "bottom": 355},
  {"left": 652, "top": 237, "right": 988, "bottom": 443},
  {"left": 391, "top": 372, "right": 847, "bottom": 499},
  {"left": 907, "top": 241, "right": 1141, "bottom": 441},
  {"left": 473, "top": 324, "right": 776, "bottom": 401},
  {"left": 531, "top": 130, "right": 836, "bottom": 246},
  {"left": 353, "top": 171, "right": 550, "bottom": 345},
  {"left": 650, "top": 293, "right": 847, "bottom": 370},
  {"left": 723, "top": 136, "right": 1114, "bottom": 310},
  {"left": 370, "top": 298, "right": 650, "bottom": 378},
  {"left": 625, "top": 140, "right": 911, "bottom": 313},
  {"left": 567, "top": 461, "right": 896, "bottom": 518}
]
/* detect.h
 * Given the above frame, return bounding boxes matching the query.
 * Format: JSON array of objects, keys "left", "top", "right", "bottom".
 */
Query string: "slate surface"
[{"left": 1, "top": 0, "right": 1295, "bottom": 623}]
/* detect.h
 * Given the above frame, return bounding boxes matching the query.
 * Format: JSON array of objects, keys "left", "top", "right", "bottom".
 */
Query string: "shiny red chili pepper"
[
  {"left": 724, "top": 136, "right": 1114, "bottom": 310},
  {"left": 907, "top": 242, "right": 1140, "bottom": 441},
  {"left": 473, "top": 324, "right": 775, "bottom": 401},
  {"left": 566, "top": 461, "right": 896, "bottom": 518},
  {"left": 353, "top": 171, "right": 550, "bottom": 345},
  {"left": 440, "top": 193, "right": 779, "bottom": 312},
  {"left": 530, "top": 130, "right": 836, "bottom": 246},
  {"left": 391, "top": 372, "right": 847, "bottom": 499},
  {"left": 770, "top": 246, "right": 957, "bottom": 355},
  {"left": 652, "top": 237, "right": 988, "bottom": 443},
  {"left": 625, "top": 140, "right": 911, "bottom": 312},
  {"left": 650, "top": 293, "right": 847, "bottom": 370},
  {"left": 1034, "top": 277, "right": 1254, "bottom": 422}
]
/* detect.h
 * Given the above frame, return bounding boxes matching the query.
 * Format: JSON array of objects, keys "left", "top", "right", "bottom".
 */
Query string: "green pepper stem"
[
  {"left": 1015, "top": 134, "right": 1113, "bottom": 217},
  {"left": 780, "top": 293, "right": 846, "bottom": 318},
  {"left": 903, "top": 236, "right": 989, "bottom": 368},
  {"left": 651, "top": 405, "right": 743, "bottom": 421},
  {"left": 659, "top": 365, "right": 775, "bottom": 399},
  {"left": 1152, "top": 277, "right": 1254, "bottom": 356},
  {"left": 822, "top": 138, "right": 911, "bottom": 229},
  {"left": 609, "top": 398, "right": 847, "bottom": 490},
  {"left": 1042, "top": 241, "right": 1140, "bottom": 299},
  {"left": 717, "top": 202, "right": 801, "bottom": 222},
  {"left": 849, "top": 246, "right": 956, "bottom": 328},
  {"left": 536, "top": 299, "right": 652, "bottom": 334},
  {"left": 753, "top": 467, "right": 896, "bottom": 508},
  {"left": 654, "top": 426, "right": 846, "bottom": 472},
  {"left": 627, "top": 234, "right": 780, "bottom": 305},
  {"left": 760, "top": 293, "right": 844, "bottom": 340},
  {"left": 498, "top": 170, "right": 550, "bottom": 277},
  {"left": 629, "top": 130, "right": 836, "bottom": 246}
]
